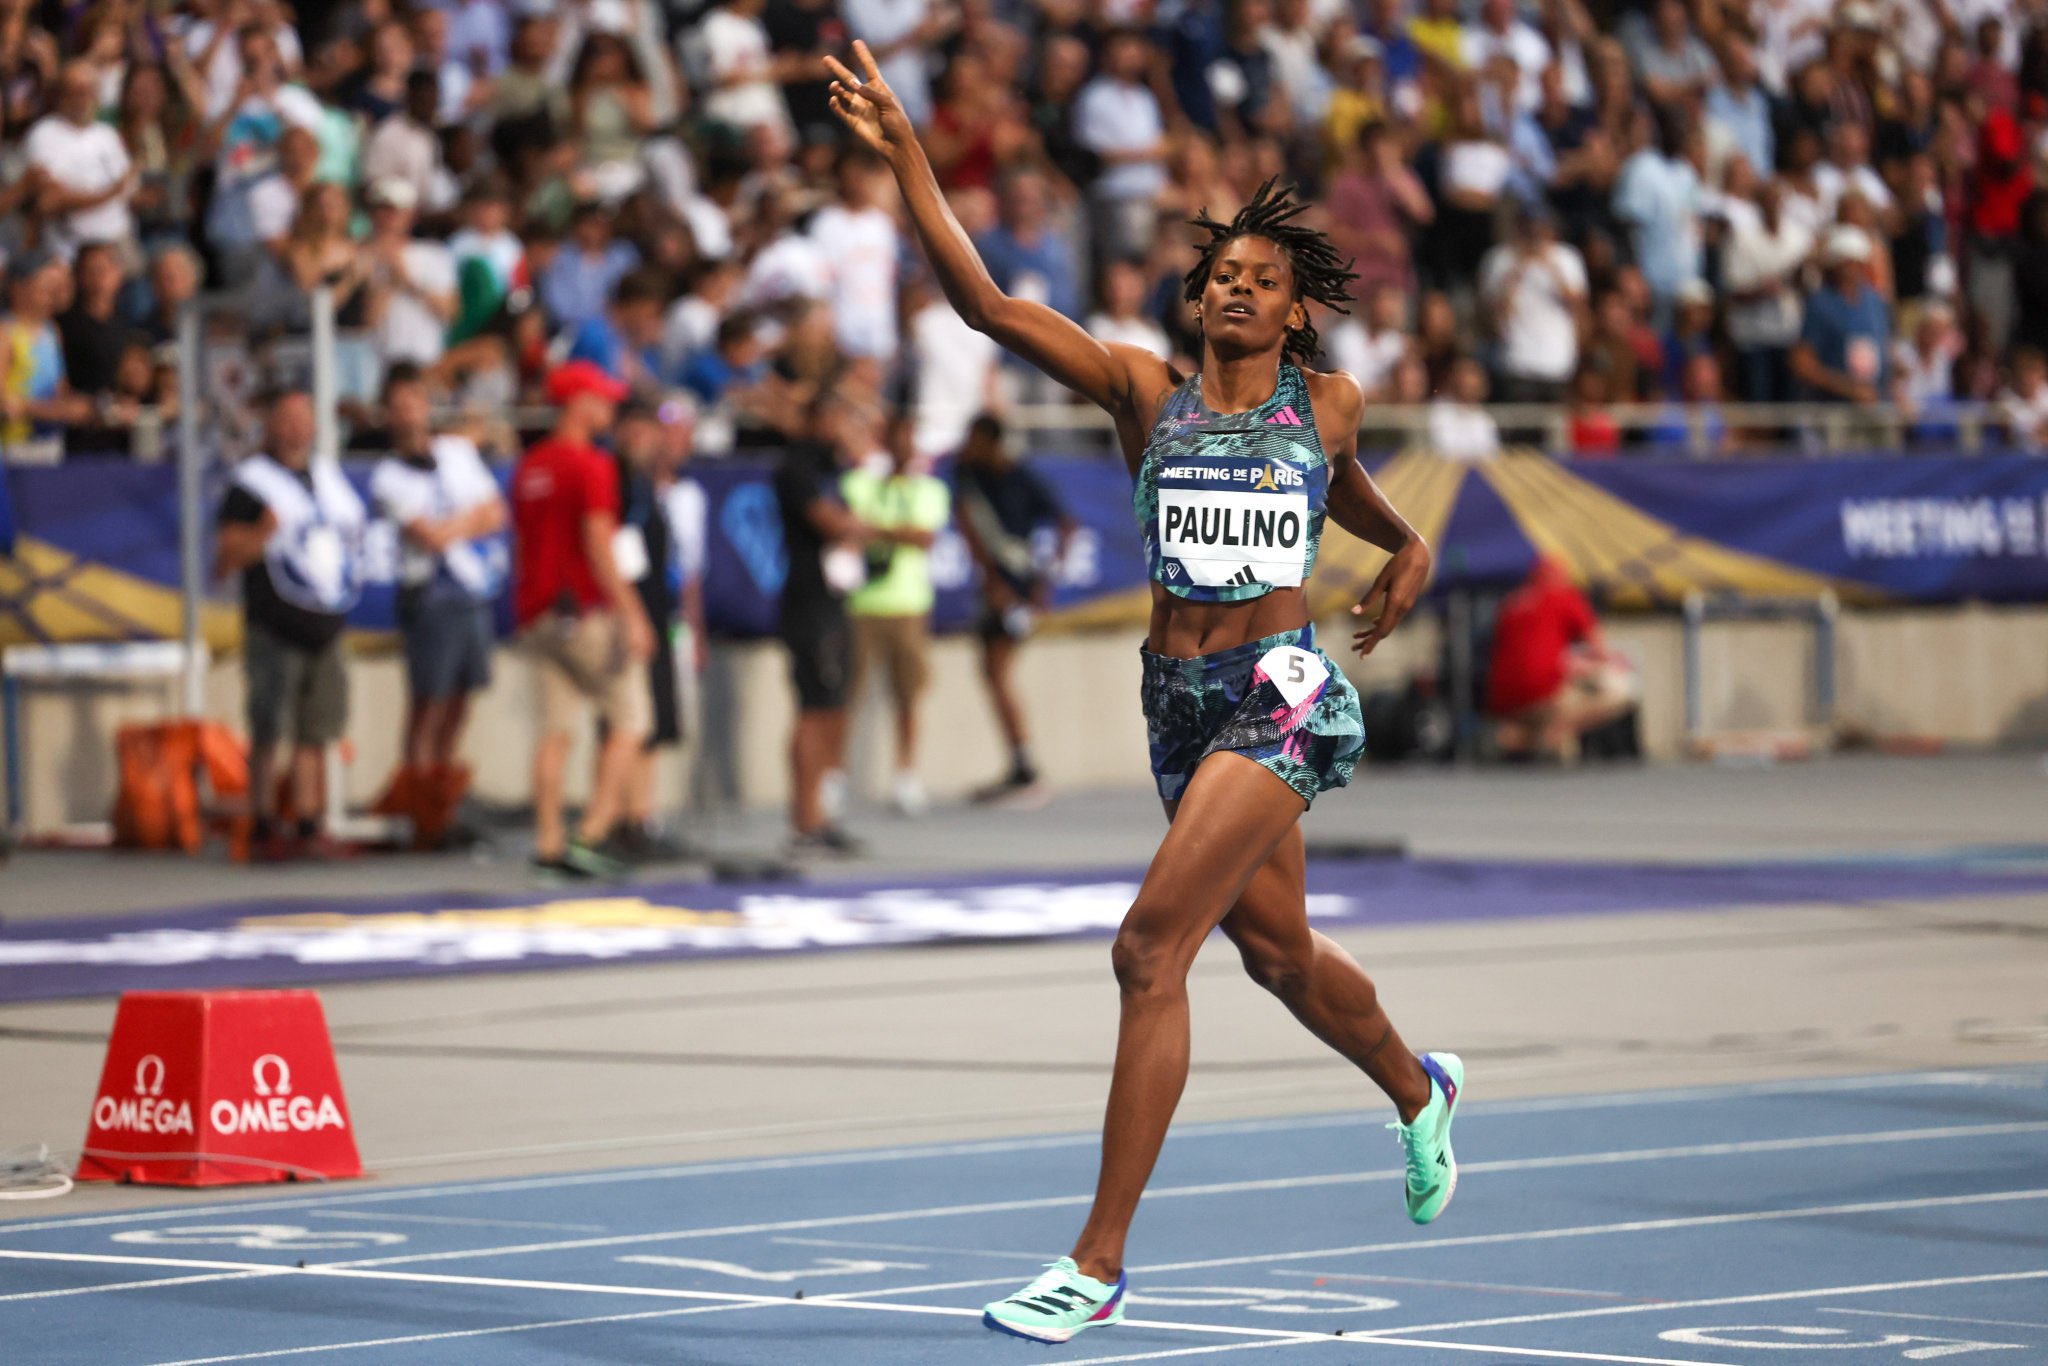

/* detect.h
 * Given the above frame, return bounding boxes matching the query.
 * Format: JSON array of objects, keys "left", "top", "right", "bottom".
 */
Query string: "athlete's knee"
[
  {"left": 1238, "top": 937, "right": 1313, "bottom": 1001},
  {"left": 1110, "top": 921, "right": 1190, "bottom": 1000}
]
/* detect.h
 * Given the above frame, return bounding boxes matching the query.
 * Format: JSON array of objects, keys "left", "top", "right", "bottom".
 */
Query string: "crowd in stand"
[{"left": 5, "top": 0, "right": 2048, "bottom": 464}]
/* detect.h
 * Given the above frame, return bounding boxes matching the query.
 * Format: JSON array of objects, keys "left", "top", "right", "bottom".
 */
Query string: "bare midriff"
[{"left": 1144, "top": 583, "right": 1310, "bottom": 659}]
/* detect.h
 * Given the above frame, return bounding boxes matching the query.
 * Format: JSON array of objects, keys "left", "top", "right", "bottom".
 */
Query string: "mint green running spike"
[
  {"left": 1388, "top": 1051, "right": 1463, "bottom": 1225},
  {"left": 982, "top": 1257, "right": 1127, "bottom": 1344}
]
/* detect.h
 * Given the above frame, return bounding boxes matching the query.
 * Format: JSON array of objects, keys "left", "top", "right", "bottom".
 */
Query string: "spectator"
[
  {"left": 1997, "top": 346, "right": 2048, "bottom": 450},
  {"left": 342, "top": 19, "right": 415, "bottom": 124},
  {"left": 1613, "top": 107, "right": 1702, "bottom": 323},
  {"left": 569, "top": 268, "right": 672, "bottom": 396},
  {"left": 541, "top": 200, "right": 641, "bottom": 336},
  {"left": 511, "top": 360, "right": 652, "bottom": 881},
  {"left": 1630, "top": 0, "right": 1715, "bottom": 109},
  {"left": 57, "top": 243, "right": 137, "bottom": 412},
  {"left": 976, "top": 162, "right": 1084, "bottom": 326},
  {"left": 765, "top": 0, "right": 846, "bottom": 143},
  {"left": 1660, "top": 280, "right": 1718, "bottom": 396},
  {"left": 663, "top": 259, "right": 744, "bottom": 376},
  {"left": 1488, "top": 556, "right": 1636, "bottom": 764},
  {"left": 114, "top": 62, "right": 188, "bottom": 247},
  {"left": 1425, "top": 83, "right": 1512, "bottom": 301},
  {"left": 1074, "top": 28, "right": 1169, "bottom": 264},
  {"left": 213, "top": 388, "right": 365, "bottom": 861},
  {"left": 605, "top": 399, "right": 692, "bottom": 861},
  {"left": 361, "top": 70, "right": 446, "bottom": 219},
  {"left": 1894, "top": 300, "right": 1962, "bottom": 438},
  {"left": 447, "top": 178, "right": 525, "bottom": 337},
  {"left": 1644, "top": 354, "right": 1731, "bottom": 455},
  {"left": 1463, "top": 0, "right": 1551, "bottom": 113},
  {"left": 844, "top": 0, "right": 943, "bottom": 131},
  {"left": 691, "top": 0, "right": 792, "bottom": 135},
  {"left": 1324, "top": 281, "right": 1412, "bottom": 401},
  {"left": 1427, "top": 356, "right": 1502, "bottom": 460},
  {"left": 1325, "top": 120, "right": 1432, "bottom": 302},
  {"left": 842, "top": 411, "right": 950, "bottom": 817},
  {"left": 680, "top": 312, "right": 772, "bottom": 409},
  {"left": 570, "top": 33, "right": 657, "bottom": 202},
  {"left": 953, "top": 414, "right": 1069, "bottom": 804},
  {"left": 654, "top": 395, "right": 711, "bottom": 840},
  {"left": 1815, "top": 121, "right": 1894, "bottom": 231},
  {"left": 775, "top": 393, "right": 876, "bottom": 855},
  {"left": 1723, "top": 179, "right": 1814, "bottom": 403},
  {"left": 1705, "top": 38, "right": 1774, "bottom": 185},
  {"left": 248, "top": 125, "right": 323, "bottom": 256},
  {"left": 24, "top": 60, "right": 135, "bottom": 257},
  {"left": 447, "top": 0, "right": 512, "bottom": 78},
  {"left": 1479, "top": 201, "right": 1587, "bottom": 403},
  {"left": 1793, "top": 225, "right": 1891, "bottom": 403},
  {"left": 0, "top": 253, "right": 86, "bottom": 457},
  {"left": 905, "top": 272, "right": 998, "bottom": 458},
  {"left": 133, "top": 243, "right": 201, "bottom": 348},
  {"left": 364, "top": 179, "right": 458, "bottom": 372},
  {"left": 1087, "top": 258, "right": 1171, "bottom": 359},
  {"left": 809, "top": 150, "right": 902, "bottom": 364},
  {"left": 1965, "top": 108, "right": 2032, "bottom": 355},
  {"left": 1567, "top": 366, "right": 1622, "bottom": 456},
  {"left": 490, "top": 13, "right": 569, "bottom": 158},
  {"left": 368, "top": 363, "right": 506, "bottom": 850}
]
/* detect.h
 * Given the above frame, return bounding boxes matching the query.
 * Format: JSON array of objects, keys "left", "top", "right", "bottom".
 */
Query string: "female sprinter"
[{"left": 826, "top": 41, "right": 1461, "bottom": 1346}]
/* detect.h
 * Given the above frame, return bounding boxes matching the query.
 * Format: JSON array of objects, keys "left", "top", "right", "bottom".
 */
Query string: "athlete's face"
[{"left": 1196, "top": 236, "right": 1305, "bottom": 358}]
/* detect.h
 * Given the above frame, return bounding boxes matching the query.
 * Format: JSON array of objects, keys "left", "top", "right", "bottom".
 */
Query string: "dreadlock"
[{"left": 1182, "top": 177, "right": 1358, "bottom": 368}]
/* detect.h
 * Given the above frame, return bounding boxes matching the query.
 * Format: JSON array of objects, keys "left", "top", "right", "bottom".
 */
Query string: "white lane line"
[
  {"left": 302, "top": 1209, "right": 605, "bottom": 1232},
  {"left": 824, "top": 1188, "right": 2048, "bottom": 1301},
  {"left": 1822, "top": 1307, "right": 2048, "bottom": 1331},
  {"left": 314, "top": 1121, "right": 2048, "bottom": 1272},
  {"left": 5, "top": 1065, "right": 2034, "bottom": 1235},
  {"left": 1268, "top": 1269, "right": 1654, "bottom": 1302},
  {"left": 146, "top": 1304, "right": 750, "bottom": 1366},
  {"left": 0, "top": 1269, "right": 282, "bottom": 1304},
  {"left": 771, "top": 1234, "right": 1046, "bottom": 1260},
  {"left": 1060, "top": 1342, "right": 1327, "bottom": 1365},
  {"left": 1352, "top": 1269, "right": 2048, "bottom": 1338}
]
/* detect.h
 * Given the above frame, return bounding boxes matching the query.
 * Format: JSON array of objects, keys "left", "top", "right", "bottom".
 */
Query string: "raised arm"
[{"left": 825, "top": 42, "right": 1169, "bottom": 425}]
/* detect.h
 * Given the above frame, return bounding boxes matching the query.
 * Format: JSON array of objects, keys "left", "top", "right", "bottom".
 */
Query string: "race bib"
[
  {"left": 1158, "top": 487, "right": 1310, "bottom": 589},
  {"left": 612, "top": 525, "right": 650, "bottom": 582},
  {"left": 1257, "top": 644, "right": 1328, "bottom": 710}
]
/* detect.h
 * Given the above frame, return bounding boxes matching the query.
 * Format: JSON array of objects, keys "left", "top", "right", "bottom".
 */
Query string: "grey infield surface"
[{"left": 4, "top": 753, "right": 2045, "bottom": 1220}]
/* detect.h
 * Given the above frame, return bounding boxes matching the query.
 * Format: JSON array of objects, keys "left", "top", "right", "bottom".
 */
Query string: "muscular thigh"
[
  {"left": 1125, "top": 752, "right": 1304, "bottom": 959},
  {"left": 1218, "top": 823, "right": 1312, "bottom": 965}
]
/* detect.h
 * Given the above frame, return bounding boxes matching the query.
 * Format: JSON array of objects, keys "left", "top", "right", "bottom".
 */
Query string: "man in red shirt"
[
  {"left": 513, "top": 360, "right": 655, "bottom": 878},
  {"left": 1487, "top": 557, "right": 1636, "bottom": 762}
]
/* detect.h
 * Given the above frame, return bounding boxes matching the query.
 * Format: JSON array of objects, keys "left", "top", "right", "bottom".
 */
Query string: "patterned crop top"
[{"left": 1134, "top": 363, "right": 1329, "bottom": 603}]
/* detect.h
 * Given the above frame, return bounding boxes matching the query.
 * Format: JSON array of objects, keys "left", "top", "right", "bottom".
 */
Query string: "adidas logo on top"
[{"left": 1264, "top": 405, "right": 1302, "bottom": 426}]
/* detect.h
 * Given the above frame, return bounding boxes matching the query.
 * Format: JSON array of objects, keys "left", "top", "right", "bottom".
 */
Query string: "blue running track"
[{"left": 3, "top": 1068, "right": 2046, "bottom": 1364}]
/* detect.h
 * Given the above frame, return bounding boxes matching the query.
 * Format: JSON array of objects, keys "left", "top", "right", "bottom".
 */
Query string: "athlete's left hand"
[{"left": 1351, "top": 541, "right": 1432, "bottom": 656}]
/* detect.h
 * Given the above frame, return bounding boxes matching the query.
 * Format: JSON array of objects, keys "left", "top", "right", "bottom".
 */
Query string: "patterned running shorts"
[{"left": 1139, "top": 623, "right": 1366, "bottom": 806}]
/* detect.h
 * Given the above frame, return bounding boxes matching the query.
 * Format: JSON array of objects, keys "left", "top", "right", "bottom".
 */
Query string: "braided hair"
[{"left": 1182, "top": 178, "right": 1358, "bottom": 367}]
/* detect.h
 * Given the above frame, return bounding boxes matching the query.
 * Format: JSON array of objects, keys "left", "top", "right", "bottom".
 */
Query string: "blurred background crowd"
[{"left": 6, "top": 0, "right": 2048, "bottom": 466}]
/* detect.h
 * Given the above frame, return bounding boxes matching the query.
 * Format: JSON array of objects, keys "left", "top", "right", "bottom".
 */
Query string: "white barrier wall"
[{"left": 7, "top": 606, "right": 2048, "bottom": 829}]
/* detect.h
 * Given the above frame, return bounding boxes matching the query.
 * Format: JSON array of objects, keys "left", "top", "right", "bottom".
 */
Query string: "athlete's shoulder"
[
  {"left": 1107, "top": 342, "right": 1181, "bottom": 414},
  {"left": 1301, "top": 367, "right": 1365, "bottom": 425}
]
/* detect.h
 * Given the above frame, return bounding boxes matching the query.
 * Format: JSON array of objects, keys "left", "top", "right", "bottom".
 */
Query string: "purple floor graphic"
[{"left": 4, "top": 854, "right": 2046, "bottom": 1003}]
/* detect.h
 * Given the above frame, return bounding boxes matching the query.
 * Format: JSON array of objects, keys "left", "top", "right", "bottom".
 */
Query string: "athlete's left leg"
[
  {"left": 1218, "top": 826, "right": 1433, "bottom": 1122},
  {"left": 1065, "top": 752, "right": 1307, "bottom": 1282}
]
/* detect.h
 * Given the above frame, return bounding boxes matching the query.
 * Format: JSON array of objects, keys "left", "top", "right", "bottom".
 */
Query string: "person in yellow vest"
[{"left": 841, "top": 411, "right": 951, "bottom": 816}]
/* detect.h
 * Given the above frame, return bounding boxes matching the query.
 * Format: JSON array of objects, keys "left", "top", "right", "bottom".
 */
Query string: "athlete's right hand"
[{"left": 824, "top": 41, "right": 915, "bottom": 159}]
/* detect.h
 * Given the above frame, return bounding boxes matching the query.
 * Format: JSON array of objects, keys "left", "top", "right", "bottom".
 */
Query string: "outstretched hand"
[
  {"left": 824, "top": 40, "right": 916, "bottom": 159},
  {"left": 1351, "top": 542, "right": 1432, "bottom": 657}
]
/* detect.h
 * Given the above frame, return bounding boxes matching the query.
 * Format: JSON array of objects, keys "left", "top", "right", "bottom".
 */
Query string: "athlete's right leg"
[
  {"left": 1064, "top": 752, "right": 1308, "bottom": 1283},
  {"left": 1217, "top": 827, "right": 1432, "bottom": 1121}
]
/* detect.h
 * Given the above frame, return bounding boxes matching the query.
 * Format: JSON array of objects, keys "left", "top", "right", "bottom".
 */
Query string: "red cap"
[{"left": 546, "top": 360, "right": 629, "bottom": 406}]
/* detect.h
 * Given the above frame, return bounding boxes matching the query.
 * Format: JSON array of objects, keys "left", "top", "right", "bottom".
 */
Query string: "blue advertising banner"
[{"left": 3, "top": 449, "right": 2046, "bottom": 647}]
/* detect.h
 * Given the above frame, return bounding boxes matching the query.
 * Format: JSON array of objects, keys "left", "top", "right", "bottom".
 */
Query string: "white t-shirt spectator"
[
  {"left": 1752, "top": 0, "right": 1831, "bottom": 93},
  {"left": 1074, "top": 77, "right": 1168, "bottom": 200},
  {"left": 375, "top": 241, "right": 457, "bottom": 365},
  {"left": 1814, "top": 162, "right": 1895, "bottom": 219},
  {"left": 1893, "top": 335, "right": 1955, "bottom": 409},
  {"left": 689, "top": 5, "right": 789, "bottom": 132},
  {"left": 809, "top": 202, "right": 901, "bottom": 361},
  {"left": 844, "top": 0, "right": 935, "bottom": 128},
  {"left": 1086, "top": 312, "right": 1171, "bottom": 359},
  {"left": 183, "top": 21, "right": 304, "bottom": 119},
  {"left": 1998, "top": 382, "right": 2048, "bottom": 450},
  {"left": 247, "top": 173, "right": 301, "bottom": 246},
  {"left": 1428, "top": 399, "right": 1501, "bottom": 461},
  {"left": 362, "top": 117, "right": 443, "bottom": 215},
  {"left": 1463, "top": 21, "right": 1551, "bottom": 111},
  {"left": 449, "top": 227, "right": 524, "bottom": 291},
  {"left": 1323, "top": 320, "right": 1409, "bottom": 397},
  {"left": 1722, "top": 215, "right": 1813, "bottom": 349},
  {"left": 910, "top": 298, "right": 998, "bottom": 456},
  {"left": 1479, "top": 241, "right": 1587, "bottom": 383},
  {"left": 370, "top": 434, "right": 501, "bottom": 596},
  {"left": 1443, "top": 139, "right": 1513, "bottom": 199},
  {"left": 739, "top": 230, "right": 831, "bottom": 311},
  {"left": 23, "top": 114, "right": 133, "bottom": 252}
]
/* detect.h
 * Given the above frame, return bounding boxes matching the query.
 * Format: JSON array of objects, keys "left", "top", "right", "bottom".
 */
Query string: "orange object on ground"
[{"left": 110, "top": 720, "right": 249, "bottom": 854}]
